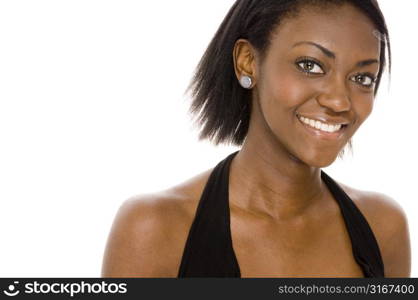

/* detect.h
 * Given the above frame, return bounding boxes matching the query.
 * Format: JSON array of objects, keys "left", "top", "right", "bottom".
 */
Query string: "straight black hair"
[{"left": 187, "top": 0, "right": 391, "bottom": 146}]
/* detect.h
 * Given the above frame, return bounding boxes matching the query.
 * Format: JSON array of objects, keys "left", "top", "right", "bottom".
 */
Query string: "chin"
[
  {"left": 291, "top": 152, "right": 338, "bottom": 168},
  {"left": 311, "top": 159, "right": 336, "bottom": 168}
]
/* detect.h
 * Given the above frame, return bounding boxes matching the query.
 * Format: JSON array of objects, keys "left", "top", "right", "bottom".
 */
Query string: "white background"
[{"left": 0, "top": 0, "right": 416, "bottom": 277}]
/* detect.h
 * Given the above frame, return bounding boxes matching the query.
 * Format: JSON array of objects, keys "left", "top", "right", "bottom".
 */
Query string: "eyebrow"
[{"left": 292, "top": 41, "right": 379, "bottom": 67}]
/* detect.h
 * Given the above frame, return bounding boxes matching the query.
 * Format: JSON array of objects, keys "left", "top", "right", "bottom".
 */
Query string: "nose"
[{"left": 316, "top": 77, "right": 351, "bottom": 113}]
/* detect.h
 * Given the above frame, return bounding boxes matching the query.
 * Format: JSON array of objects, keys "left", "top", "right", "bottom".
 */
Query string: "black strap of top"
[
  {"left": 178, "top": 152, "right": 385, "bottom": 277},
  {"left": 320, "top": 172, "right": 385, "bottom": 277},
  {"left": 177, "top": 151, "right": 241, "bottom": 277}
]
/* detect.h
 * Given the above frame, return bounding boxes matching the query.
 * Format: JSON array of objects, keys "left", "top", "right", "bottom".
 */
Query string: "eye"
[
  {"left": 350, "top": 73, "right": 377, "bottom": 88},
  {"left": 296, "top": 58, "right": 325, "bottom": 75}
]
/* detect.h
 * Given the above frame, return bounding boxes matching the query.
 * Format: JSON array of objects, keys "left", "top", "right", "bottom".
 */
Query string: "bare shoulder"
[
  {"left": 101, "top": 169, "right": 212, "bottom": 278},
  {"left": 338, "top": 183, "right": 411, "bottom": 277}
]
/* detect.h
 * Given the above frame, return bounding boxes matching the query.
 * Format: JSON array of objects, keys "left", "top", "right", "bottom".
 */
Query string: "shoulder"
[
  {"left": 339, "top": 183, "right": 411, "bottom": 277},
  {"left": 101, "top": 169, "right": 213, "bottom": 277}
]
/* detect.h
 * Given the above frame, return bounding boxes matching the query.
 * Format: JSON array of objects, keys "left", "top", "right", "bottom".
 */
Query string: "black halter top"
[{"left": 177, "top": 151, "right": 385, "bottom": 277}]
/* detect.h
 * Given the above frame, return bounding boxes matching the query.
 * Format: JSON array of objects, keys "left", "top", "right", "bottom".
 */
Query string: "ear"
[{"left": 233, "top": 39, "right": 258, "bottom": 85}]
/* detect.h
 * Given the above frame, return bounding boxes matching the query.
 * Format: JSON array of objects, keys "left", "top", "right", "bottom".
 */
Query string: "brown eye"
[
  {"left": 296, "top": 59, "right": 325, "bottom": 74},
  {"left": 304, "top": 61, "right": 315, "bottom": 71},
  {"left": 350, "top": 73, "right": 376, "bottom": 88}
]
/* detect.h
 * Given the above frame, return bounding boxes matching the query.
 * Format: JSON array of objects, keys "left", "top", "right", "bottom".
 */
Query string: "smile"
[{"left": 297, "top": 115, "right": 346, "bottom": 133}]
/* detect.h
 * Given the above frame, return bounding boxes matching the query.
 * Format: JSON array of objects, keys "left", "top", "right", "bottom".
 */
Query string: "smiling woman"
[{"left": 102, "top": 0, "right": 411, "bottom": 278}]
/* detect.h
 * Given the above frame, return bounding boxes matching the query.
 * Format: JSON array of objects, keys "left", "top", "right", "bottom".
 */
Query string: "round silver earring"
[{"left": 239, "top": 75, "right": 253, "bottom": 89}]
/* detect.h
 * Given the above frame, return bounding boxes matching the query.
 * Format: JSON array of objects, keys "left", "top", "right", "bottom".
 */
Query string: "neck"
[{"left": 229, "top": 132, "right": 326, "bottom": 221}]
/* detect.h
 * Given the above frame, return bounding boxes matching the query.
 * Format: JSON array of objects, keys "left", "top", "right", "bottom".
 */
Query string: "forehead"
[{"left": 268, "top": 3, "right": 380, "bottom": 59}]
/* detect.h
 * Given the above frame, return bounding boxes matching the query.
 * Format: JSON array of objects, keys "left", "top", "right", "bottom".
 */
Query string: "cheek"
[
  {"left": 353, "top": 94, "right": 374, "bottom": 126},
  {"left": 261, "top": 70, "right": 313, "bottom": 111}
]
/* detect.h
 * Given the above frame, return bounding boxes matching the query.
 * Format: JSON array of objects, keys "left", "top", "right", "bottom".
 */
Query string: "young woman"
[{"left": 102, "top": 0, "right": 411, "bottom": 277}]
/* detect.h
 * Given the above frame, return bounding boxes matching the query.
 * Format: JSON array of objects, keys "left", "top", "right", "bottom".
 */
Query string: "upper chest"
[
  {"left": 166, "top": 175, "right": 378, "bottom": 277},
  {"left": 228, "top": 197, "right": 365, "bottom": 277}
]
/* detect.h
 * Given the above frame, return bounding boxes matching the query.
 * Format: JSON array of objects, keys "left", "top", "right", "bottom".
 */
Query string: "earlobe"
[{"left": 233, "top": 39, "right": 257, "bottom": 88}]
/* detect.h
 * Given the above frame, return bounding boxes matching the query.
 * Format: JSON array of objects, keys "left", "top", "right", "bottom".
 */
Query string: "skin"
[{"left": 102, "top": 4, "right": 411, "bottom": 277}]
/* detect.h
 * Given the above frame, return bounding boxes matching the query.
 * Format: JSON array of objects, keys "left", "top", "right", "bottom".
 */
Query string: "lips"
[
  {"left": 299, "top": 116, "right": 343, "bottom": 133},
  {"left": 296, "top": 114, "right": 348, "bottom": 139}
]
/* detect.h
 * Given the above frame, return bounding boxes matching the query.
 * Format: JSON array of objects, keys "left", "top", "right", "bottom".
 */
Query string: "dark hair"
[{"left": 187, "top": 0, "right": 391, "bottom": 146}]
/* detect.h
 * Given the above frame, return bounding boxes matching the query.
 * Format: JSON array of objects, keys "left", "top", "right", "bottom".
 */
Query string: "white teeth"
[
  {"left": 309, "top": 119, "right": 315, "bottom": 127},
  {"left": 299, "top": 116, "right": 343, "bottom": 133},
  {"left": 320, "top": 123, "right": 329, "bottom": 131}
]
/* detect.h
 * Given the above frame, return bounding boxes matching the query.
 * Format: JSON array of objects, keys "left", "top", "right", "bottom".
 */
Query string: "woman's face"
[{"left": 251, "top": 4, "right": 381, "bottom": 167}]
